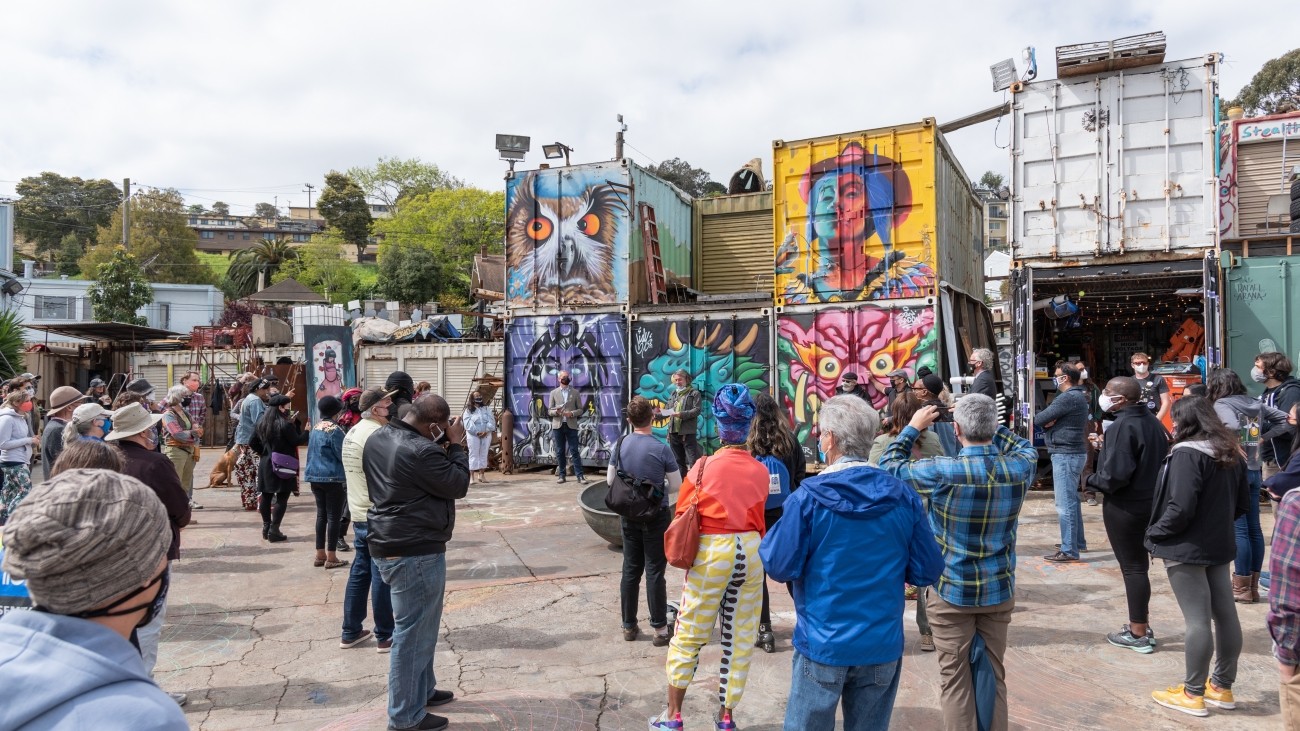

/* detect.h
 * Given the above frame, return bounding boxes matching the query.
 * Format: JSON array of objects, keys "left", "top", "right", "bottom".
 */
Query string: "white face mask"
[
  {"left": 1133, "top": 364, "right": 1149, "bottom": 376},
  {"left": 1099, "top": 393, "right": 1117, "bottom": 412},
  {"left": 1080, "top": 369, "right": 1089, "bottom": 381}
]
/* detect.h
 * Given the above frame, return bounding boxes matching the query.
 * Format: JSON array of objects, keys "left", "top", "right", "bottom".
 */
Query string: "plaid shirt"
[
  {"left": 185, "top": 387, "right": 207, "bottom": 429},
  {"left": 880, "top": 425, "right": 1036, "bottom": 607},
  {"left": 1269, "top": 490, "right": 1300, "bottom": 665}
]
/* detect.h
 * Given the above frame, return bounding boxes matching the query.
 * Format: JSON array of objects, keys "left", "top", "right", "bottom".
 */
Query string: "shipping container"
[
  {"left": 1218, "top": 111, "right": 1300, "bottom": 241},
  {"left": 775, "top": 294, "right": 999, "bottom": 464},
  {"left": 772, "top": 118, "right": 983, "bottom": 306},
  {"left": 629, "top": 304, "right": 773, "bottom": 453},
  {"left": 1009, "top": 54, "right": 1220, "bottom": 265},
  {"left": 1222, "top": 253, "right": 1300, "bottom": 395},
  {"left": 504, "top": 312, "right": 627, "bottom": 468},
  {"left": 693, "top": 192, "right": 774, "bottom": 295},
  {"left": 503, "top": 160, "right": 692, "bottom": 311},
  {"left": 356, "top": 341, "right": 504, "bottom": 413}
]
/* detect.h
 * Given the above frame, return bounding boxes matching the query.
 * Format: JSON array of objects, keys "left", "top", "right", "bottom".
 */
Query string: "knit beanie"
[
  {"left": 712, "top": 384, "right": 756, "bottom": 445},
  {"left": 1, "top": 469, "right": 170, "bottom": 615},
  {"left": 317, "top": 395, "right": 343, "bottom": 420},
  {"left": 385, "top": 371, "right": 414, "bottom": 404},
  {"left": 921, "top": 373, "right": 944, "bottom": 397}
]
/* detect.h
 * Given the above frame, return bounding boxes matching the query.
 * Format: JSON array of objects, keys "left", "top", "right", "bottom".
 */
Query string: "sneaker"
[
  {"left": 336, "top": 540, "right": 352, "bottom": 553},
  {"left": 189, "top": 500, "right": 204, "bottom": 510},
  {"left": 377, "top": 638, "right": 393, "bottom": 653},
  {"left": 1107, "top": 626, "right": 1154, "bottom": 654},
  {"left": 340, "top": 629, "right": 373, "bottom": 649},
  {"left": 919, "top": 634, "right": 935, "bottom": 652},
  {"left": 715, "top": 709, "right": 737, "bottom": 730},
  {"left": 623, "top": 625, "right": 639, "bottom": 641},
  {"left": 648, "top": 710, "right": 684, "bottom": 730},
  {"left": 652, "top": 626, "right": 672, "bottom": 647},
  {"left": 1152, "top": 684, "right": 1208, "bottom": 717},
  {"left": 426, "top": 689, "right": 455, "bottom": 707},
  {"left": 1147, "top": 627, "right": 1157, "bottom": 647},
  {"left": 169, "top": 692, "right": 189, "bottom": 706},
  {"left": 1204, "top": 683, "right": 1236, "bottom": 710},
  {"left": 1087, "top": 497, "right": 1098, "bottom": 506},
  {"left": 1043, "top": 551, "right": 1081, "bottom": 563},
  {"left": 388, "top": 714, "right": 449, "bottom": 731}
]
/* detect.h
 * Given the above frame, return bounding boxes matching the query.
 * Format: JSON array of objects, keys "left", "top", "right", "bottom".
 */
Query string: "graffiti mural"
[
  {"left": 630, "top": 315, "right": 771, "bottom": 453},
  {"left": 776, "top": 306, "right": 937, "bottom": 458},
  {"left": 505, "top": 314, "right": 626, "bottom": 466},
  {"left": 775, "top": 139, "right": 935, "bottom": 304},
  {"left": 505, "top": 164, "right": 628, "bottom": 308}
]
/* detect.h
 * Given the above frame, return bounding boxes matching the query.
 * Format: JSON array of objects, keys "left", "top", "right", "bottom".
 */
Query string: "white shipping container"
[
  {"left": 292, "top": 305, "right": 347, "bottom": 344},
  {"left": 1010, "top": 54, "right": 1220, "bottom": 265}
]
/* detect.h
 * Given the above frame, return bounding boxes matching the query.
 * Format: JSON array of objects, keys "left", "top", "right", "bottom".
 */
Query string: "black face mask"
[
  {"left": 68, "top": 569, "right": 169, "bottom": 630},
  {"left": 560, "top": 378, "right": 571, "bottom": 386},
  {"left": 181, "top": 397, "right": 192, "bottom": 407}
]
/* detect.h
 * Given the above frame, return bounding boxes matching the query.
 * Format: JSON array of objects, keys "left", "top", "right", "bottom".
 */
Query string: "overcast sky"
[{"left": 0, "top": 2, "right": 1287, "bottom": 214}]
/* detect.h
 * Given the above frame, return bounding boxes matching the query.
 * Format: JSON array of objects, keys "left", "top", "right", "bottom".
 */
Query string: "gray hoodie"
[{"left": 1213, "top": 395, "right": 1291, "bottom": 471}]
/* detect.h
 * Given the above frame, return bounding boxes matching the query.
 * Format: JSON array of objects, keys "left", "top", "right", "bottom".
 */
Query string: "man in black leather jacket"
[{"left": 363, "top": 395, "right": 469, "bottom": 731}]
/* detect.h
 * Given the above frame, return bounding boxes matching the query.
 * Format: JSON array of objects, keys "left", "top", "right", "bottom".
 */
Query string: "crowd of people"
[{"left": 5, "top": 347, "right": 1300, "bottom": 729}]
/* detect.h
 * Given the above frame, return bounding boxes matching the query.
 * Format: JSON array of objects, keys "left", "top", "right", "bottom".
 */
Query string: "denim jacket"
[{"left": 304, "top": 419, "right": 346, "bottom": 483}]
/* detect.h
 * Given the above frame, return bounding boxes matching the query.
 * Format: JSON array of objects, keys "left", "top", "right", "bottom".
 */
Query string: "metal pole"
[
  {"left": 303, "top": 184, "right": 315, "bottom": 220},
  {"left": 122, "top": 178, "right": 131, "bottom": 250}
]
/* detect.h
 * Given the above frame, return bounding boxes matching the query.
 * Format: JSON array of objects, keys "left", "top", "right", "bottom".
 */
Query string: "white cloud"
[{"left": 0, "top": 1, "right": 1287, "bottom": 213}]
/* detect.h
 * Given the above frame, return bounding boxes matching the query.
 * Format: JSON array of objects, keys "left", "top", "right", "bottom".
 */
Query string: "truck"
[{"left": 1009, "top": 51, "right": 1222, "bottom": 434}]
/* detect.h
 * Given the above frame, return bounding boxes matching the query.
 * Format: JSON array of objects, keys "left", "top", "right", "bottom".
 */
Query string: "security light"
[
  {"left": 991, "top": 59, "right": 1018, "bottom": 92},
  {"left": 542, "top": 142, "right": 572, "bottom": 166},
  {"left": 495, "top": 134, "right": 530, "bottom": 162}
]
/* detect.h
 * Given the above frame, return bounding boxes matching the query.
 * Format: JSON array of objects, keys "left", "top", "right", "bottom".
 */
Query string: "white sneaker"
[{"left": 169, "top": 692, "right": 188, "bottom": 706}]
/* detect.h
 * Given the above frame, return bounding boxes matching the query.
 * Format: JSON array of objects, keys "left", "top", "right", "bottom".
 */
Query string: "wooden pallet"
[{"left": 1056, "top": 32, "right": 1166, "bottom": 78}]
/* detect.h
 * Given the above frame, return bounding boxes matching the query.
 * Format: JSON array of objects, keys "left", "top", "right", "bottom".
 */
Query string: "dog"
[{"left": 209, "top": 447, "right": 237, "bottom": 487}]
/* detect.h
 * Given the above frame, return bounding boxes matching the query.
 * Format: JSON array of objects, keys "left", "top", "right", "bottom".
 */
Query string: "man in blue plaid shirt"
[{"left": 880, "top": 393, "right": 1036, "bottom": 731}]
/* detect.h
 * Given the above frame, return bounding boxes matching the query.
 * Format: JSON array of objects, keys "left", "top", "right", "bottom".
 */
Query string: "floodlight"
[
  {"left": 495, "top": 134, "right": 530, "bottom": 162},
  {"left": 542, "top": 142, "right": 572, "bottom": 166},
  {"left": 991, "top": 59, "right": 1018, "bottom": 92}
]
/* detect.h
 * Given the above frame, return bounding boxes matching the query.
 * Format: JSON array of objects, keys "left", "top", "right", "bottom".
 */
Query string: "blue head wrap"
[{"left": 712, "top": 384, "right": 756, "bottom": 445}]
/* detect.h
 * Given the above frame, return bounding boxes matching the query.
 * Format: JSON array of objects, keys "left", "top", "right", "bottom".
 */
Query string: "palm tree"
[{"left": 225, "top": 237, "right": 299, "bottom": 298}]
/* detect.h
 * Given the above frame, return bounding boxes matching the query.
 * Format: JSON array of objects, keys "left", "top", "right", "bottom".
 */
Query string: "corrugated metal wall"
[
  {"left": 695, "top": 193, "right": 774, "bottom": 294},
  {"left": 630, "top": 162, "right": 695, "bottom": 289},
  {"left": 1236, "top": 140, "right": 1291, "bottom": 235},
  {"left": 935, "top": 135, "right": 984, "bottom": 297},
  {"left": 357, "top": 342, "right": 504, "bottom": 404}
]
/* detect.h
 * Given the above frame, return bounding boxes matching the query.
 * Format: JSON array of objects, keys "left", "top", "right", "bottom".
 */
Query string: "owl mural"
[{"left": 506, "top": 172, "right": 621, "bottom": 307}]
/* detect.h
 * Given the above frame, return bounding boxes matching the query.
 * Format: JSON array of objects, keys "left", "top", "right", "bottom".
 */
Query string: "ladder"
[{"left": 639, "top": 203, "right": 667, "bottom": 304}]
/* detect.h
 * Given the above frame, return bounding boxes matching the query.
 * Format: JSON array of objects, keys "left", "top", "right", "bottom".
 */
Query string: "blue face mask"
[{"left": 101, "top": 417, "right": 112, "bottom": 435}]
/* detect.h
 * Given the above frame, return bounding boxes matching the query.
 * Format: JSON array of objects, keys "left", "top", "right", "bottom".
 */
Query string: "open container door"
[
  {"left": 1203, "top": 252, "right": 1222, "bottom": 370},
  {"left": 1010, "top": 266, "right": 1035, "bottom": 437}
]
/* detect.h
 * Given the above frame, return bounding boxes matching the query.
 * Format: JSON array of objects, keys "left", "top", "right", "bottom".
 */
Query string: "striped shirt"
[
  {"left": 1268, "top": 490, "right": 1300, "bottom": 665},
  {"left": 880, "top": 425, "right": 1036, "bottom": 607}
]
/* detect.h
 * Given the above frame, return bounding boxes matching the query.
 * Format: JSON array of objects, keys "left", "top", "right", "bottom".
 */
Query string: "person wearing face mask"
[
  {"left": 968, "top": 348, "right": 998, "bottom": 399},
  {"left": 251, "top": 395, "right": 309, "bottom": 543},
  {"left": 1254, "top": 352, "right": 1300, "bottom": 483},
  {"left": 1086, "top": 377, "right": 1170, "bottom": 654},
  {"left": 1130, "top": 353, "right": 1171, "bottom": 426},
  {"left": 62, "top": 403, "right": 115, "bottom": 448},
  {"left": 40, "top": 386, "right": 89, "bottom": 479},
  {"left": 549, "top": 370, "right": 589, "bottom": 485},
  {"left": 838, "top": 371, "right": 872, "bottom": 403},
  {"left": 161, "top": 386, "right": 203, "bottom": 511},
  {"left": 0, "top": 389, "right": 41, "bottom": 525},
  {"left": 364, "top": 395, "right": 469, "bottom": 731},
  {"left": 1035, "top": 363, "right": 1091, "bottom": 563},
  {"left": 1076, "top": 362, "right": 1104, "bottom": 507},
  {"left": 340, "top": 388, "right": 398, "bottom": 652},
  {"left": 0, "top": 469, "right": 190, "bottom": 729},
  {"left": 462, "top": 391, "right": 496, "bottom": 485},
  {"left": 660, "top": 369, "right": 703, "bottom": 479},
  {"left": 104, "top": 403, "right": 191, "bottom": 705}
]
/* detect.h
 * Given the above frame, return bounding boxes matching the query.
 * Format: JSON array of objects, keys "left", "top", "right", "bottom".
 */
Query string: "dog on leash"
[{"left": 209, "top": 447, "right": 237, "bottom": 487}]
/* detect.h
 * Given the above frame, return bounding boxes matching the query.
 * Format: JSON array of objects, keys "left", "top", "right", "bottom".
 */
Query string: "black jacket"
[
  {"left": 1262, "top": 378, "right": 1300, "bottom": 463},
  {"left": 364, "top": 419, "right": 470, "bottom": 557},
  {"left": 972, "top": 370, "right": 997, "bottom": 399},
  {"left": 250, "top": 415, "right": 309, "bottom": 494},
  {"left": 1145, "top": 442, "right": 1249, "bottom": 565},
  {"left": 1086, "top": 405, "right": 1170, "bottom": 509},
  {"left": 119, "top": 441, "right": 192, "bottom": 560}
]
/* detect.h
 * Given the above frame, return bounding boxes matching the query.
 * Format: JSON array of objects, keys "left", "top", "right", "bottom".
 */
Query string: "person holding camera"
[
  {"left": 607, "top": 396, "right": 681, "bottom": 647},
  {"left": 1036, "top": 362, "right": 1091, "bottom": 563},
  {"left": 913, "top": 372, "right": 960, "bottom": 457}
]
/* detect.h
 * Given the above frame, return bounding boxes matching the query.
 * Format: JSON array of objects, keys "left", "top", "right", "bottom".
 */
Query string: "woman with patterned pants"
[
  {"left": 233, "top": 378, "right": 274, "bottom": 511},
  {"left": 651, "top": 384, "right": 769, "bottom": 731}
]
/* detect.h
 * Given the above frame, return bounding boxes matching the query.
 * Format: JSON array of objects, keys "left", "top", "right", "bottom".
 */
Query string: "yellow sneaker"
[
  {"left": 1204, "top": 683, "right": 1236, "bottom": 710},
  {"left": 1152, "top": 685, "right": 1209, "bottom": 717}
]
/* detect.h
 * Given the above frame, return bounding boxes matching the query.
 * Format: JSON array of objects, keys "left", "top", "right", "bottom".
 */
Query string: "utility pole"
[
  {"left": 121, "top": 178, "right": 131, "bottom": 250},
  {"left": 303, "top": 183, "right": 315, "bottom": 220},
  {"left": 615, "top": 114, "right": 627, "bottom": 160}
]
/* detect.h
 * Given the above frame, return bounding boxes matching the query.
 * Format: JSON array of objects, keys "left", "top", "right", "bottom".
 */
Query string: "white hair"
[
  {"left": 953, "top": 394, "right": 998, "bottom": 442},
  {"left": 972, "top": 348, "right": 995, "bottom": 370},
  {"left": 817, "top": 395, "right": 880, "bottom": 458},
  {"left": 165, "top": 385, "right": 191, "bottom": 407}
]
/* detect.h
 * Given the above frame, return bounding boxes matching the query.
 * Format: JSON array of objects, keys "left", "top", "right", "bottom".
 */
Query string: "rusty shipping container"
[
  {"left": 1218, "top": 111, "right": 1300, "bottom": 242},
  {"left": 503, "top": 159, "right": 692, "bottom": 312},
  {"left": 772, "top": 118, "right": 984, "bottom": 306}
]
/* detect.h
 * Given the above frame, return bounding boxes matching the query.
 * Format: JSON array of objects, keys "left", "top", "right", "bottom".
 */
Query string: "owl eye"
[
  {"left": 526, "top": 217, "right": 553, "bottom": 241},
  {"left": 578, "top": 213, "right": 601, "bottom": 236},
  {"left": 818, "top": 356, "right": 841, "bottom": 380}
]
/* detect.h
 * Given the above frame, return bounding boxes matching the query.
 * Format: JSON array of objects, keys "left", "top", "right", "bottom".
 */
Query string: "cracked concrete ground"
[{"left": 143, "top": 458, "right": 1288, "bottom": 730}]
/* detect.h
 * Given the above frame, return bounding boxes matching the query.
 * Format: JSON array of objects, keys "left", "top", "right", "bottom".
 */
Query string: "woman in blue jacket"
[{"left": 305, "top": 395, "right": 348, "bottom": 568}]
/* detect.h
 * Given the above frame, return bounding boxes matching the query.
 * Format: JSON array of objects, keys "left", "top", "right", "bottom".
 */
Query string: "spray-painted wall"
[
  {"left": 505, "top": 313, "right": 626, "bottom": 466},
  {"left": 630, "top": 311, "right": 771, "bottom": 453},
  {"left": 775, "top": 303, "right": 937, "bottom": 459}
]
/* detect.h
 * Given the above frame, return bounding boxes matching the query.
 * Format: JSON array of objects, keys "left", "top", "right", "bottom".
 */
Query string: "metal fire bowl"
[{"left": 578, "top": 481, "right": 623, "bottom": 548}]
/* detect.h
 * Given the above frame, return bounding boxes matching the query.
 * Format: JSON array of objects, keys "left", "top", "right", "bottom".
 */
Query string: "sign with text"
[
  {"left": 1237, "top": 118, "right": 1300, "bottom": 144},
  {"left": 0, "top": 535, "right": 32, "bottom": 616}
]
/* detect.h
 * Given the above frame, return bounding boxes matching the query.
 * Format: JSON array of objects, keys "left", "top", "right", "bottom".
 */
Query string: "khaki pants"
[
  {"left": 164, "top": 445, "right": 196, "bottom": 500},
  {"left": 927, "top": 592, "right": 1014, "bottom": 731},
  {"left": 1283, "top": 669, "right": 1300, "bottom": 729}
]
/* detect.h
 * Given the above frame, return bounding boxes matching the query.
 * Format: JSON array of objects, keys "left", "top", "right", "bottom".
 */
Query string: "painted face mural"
[
  {"left": 777, "top": 306, "right": 936, "bottom": 456},
  {"left": 631, "top": 317, "right": 771, "bottom": 453},
  {"left": 775, "top": 141, "right": 934, "bottom": 304},
  {"left": 505, "top": 168, "right": 626, "bottom": 307},
  {"left": 506, "top": 314, "right": 625, "bottom": 465}
]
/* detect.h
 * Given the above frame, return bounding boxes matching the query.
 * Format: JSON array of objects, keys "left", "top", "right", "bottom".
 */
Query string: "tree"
[
  {"left": 1228, "top": 48, "right": 1300, "bottom": 116},
  {"left": 378, "top": 243, "right": 455, "bottom": 306},
  {"left": 702, "top": 181, "right": 727, "bottom": 197},
  {"left": 254, "top": 202, "right": 278, "bottom": 219},
  {"left": 978, "top": 171, "right": 1005, "bottom": 190},
  {"left": 317, "top": 172, "right": 373, "bottom": 260},
  {"left": 211, "top": 201, "right": 230, "bottom": 216},
  {"left": 186, "top": 204, "right": 205, "bottom": 214},
  {"left": 224, "top": 237, "right": 299, "bottom": 298},
  {"left": 13, "top": 173, "right": 121, "bottom": 273},
  {"left": 216, "top": 299, "right": 268, "bottom": 328},
  {"left": 373, "top": 187, "right": 504, "bottom": 296},
  {"left": 272, "top": 235, "right": 359, "bottom": 303},
  {"left": 645, "top": 158, "right": 719, "bottom": 198},
  {"left": 80, "top": 188, "right": 216, "bottom": 285},
  {"left": 346, "top": 157, "right": 463, "bottom": 213},
  {"left": 87, "top": 247, "right": 153, "bottom": 325},
  {"left": 0, "top": 308, "right": 26, "bottom": 381}
]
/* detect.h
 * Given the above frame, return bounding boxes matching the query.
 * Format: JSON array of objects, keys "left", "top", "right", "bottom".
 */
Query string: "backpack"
[
  {"left": 604, "top": 435, "right": 665, "bottom": 522},
  {"left": 757, "top": 453, "right": 792, "bottom": 510}
]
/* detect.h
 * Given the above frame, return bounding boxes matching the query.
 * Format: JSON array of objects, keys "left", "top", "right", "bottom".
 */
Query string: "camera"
[{"left": 933, "top": 405, "right": 954, "bottom": 423}]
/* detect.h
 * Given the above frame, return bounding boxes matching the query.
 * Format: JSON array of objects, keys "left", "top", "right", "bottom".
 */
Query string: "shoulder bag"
[
  {"left": 604, "top": 435, "right": 665, "bottom": 522},
  {"left": 269, "top": 452, "right": 300, "bottom": 478},
  {"left": 664, "top": 456, "right": 708, "bottom": 570}
]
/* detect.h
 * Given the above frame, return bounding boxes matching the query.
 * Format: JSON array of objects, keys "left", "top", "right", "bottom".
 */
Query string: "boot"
[
  {"left": 756, "top": 623, "right": 775, "bottom": 653},
  {"left": 1251, "top": 572, "right": 1261, "bottom": 603},
  {"left": 1232, "top": 573, "right": 1254, "bottom": 603},
  {"left": 262, "top": 522, "right": 271, "bottom": 541},
  {"left": 267, "top": 525, "right": 287, "bottom": 542}
]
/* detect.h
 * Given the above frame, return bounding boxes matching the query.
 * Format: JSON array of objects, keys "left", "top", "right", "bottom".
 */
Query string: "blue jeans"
[
  {"left": 1052, "top": 452, "right": 1088, "bottom": 557},
  {"left": 342, "top": 522, "right": 394, "bottom": 642},
  {"left": 785, "top": 651, "right": 901, "bottom": 731},
  {"left": 1234, "top": 469, "right": 1264, "bottom": 575},
  {"left": 553, "top": 424, "right": 584, "bottom": 480},
  {"left": 374, "top": 553, "right": 446, "bottom": 729}
]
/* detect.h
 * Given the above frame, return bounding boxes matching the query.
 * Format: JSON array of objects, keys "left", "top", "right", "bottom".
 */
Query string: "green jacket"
[{"left": 668, "top": 387, "right": 703, "bottom": 435}]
